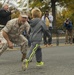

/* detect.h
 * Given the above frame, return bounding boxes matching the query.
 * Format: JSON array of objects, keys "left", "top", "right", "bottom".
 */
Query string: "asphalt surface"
[{"left": 0, "top": 44, "right": 74, "bottom": 75}]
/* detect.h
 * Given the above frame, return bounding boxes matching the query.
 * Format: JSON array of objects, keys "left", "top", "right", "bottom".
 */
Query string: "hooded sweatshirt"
[{"left": 29, "top": 18, "right": 50, "bottom": 42}]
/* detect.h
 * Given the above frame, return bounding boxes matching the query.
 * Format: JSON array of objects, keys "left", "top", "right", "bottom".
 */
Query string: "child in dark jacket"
[{"left": 22, "top": 8, "right": 51, "bottom": 71}]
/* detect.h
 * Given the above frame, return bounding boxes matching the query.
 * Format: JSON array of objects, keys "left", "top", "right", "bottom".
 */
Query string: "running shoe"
[{"left": 36, "top": 61, "right": 44, "bottom": 67}]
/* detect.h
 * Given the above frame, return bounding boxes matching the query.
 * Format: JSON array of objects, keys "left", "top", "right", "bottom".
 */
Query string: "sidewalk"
[
  {"left": 7, "top": 36, "right": 74, "bottom": 51},
  {"left": 52, "top": 36, "right": 65, "bottom": 39}
]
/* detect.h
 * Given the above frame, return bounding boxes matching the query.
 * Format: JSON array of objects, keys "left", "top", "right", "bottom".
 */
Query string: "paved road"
[{"left": 0, "top": 45, "right": 74, "bottom": 75}]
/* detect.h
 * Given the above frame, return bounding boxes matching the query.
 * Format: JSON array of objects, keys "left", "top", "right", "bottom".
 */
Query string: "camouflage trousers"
[{"left": 0, "top": 31, "right": 28, "bottom": 55}]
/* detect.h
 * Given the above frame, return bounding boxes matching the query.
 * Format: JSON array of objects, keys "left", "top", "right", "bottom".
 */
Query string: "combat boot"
[{"left": 21, "top": 53, "right": 26, "bottom": 62}]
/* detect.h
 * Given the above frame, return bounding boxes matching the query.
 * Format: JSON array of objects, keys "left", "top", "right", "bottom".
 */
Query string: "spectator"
[
  {"left": 64, "top": 18, "right": 73, "bottom": 44},
  {"left": 0, "top": 3, "right": 15, "bottom": 27},
  {"left": 0, "top": 13, "right": 30, "bottom": 62},
  {"left": 41, "top": 9, "right": 53, "bottom": 47}
]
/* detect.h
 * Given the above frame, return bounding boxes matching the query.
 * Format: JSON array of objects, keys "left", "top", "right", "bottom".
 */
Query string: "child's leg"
[
  {"left": 35, "top": 46, "right": 42, "bottom": 62},
  {"left": 35, "top": 46, "right": 44, "bottom": 67},
  {"left": 22, "top": 43, "right": 39, "bottom": 71},
  {"left": 26, "top": 43, "right": 39, "bottom": 62}
]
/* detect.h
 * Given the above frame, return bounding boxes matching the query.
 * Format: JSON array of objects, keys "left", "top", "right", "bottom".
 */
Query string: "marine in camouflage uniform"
[{"left": 0, "top": 14, "right": 30, "bottom": 61}]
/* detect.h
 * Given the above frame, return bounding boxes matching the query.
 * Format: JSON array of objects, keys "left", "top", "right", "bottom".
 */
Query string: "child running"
[{"left": 22, "top": 8, "right": 51, "bottom": 71}]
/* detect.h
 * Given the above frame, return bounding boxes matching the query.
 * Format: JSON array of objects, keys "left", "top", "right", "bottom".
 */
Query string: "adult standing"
[
  {"left": 0, "top": 3, "right": 14, "bottom": 27},
  {"left": 41, "top": 10, "right": 53, "bottom": 47},
  {"left": 64, "top": 18, "right": 73, "bottom": 44}
]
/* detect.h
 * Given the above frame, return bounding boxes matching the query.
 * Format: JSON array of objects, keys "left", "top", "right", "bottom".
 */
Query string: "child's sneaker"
[
  {"left": 22, "top": 59, "right": 29, "bottom": 71},
  {"left": 36, "top": 61, "right": 44, "bottom": 67}
]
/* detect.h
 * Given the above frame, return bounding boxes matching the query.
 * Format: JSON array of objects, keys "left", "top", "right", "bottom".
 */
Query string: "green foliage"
[
  {"left": 28, "top": 0, "right": 74, "bottom": 28},
  {"left": 56, "top": 0, "right": 74, "bottom": 28},
  {"left": 11, "top": 11, "right": 20, "bottom": 19},
  {"left": 29, "top": 0, "right": 50, "bottom": 13}
]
